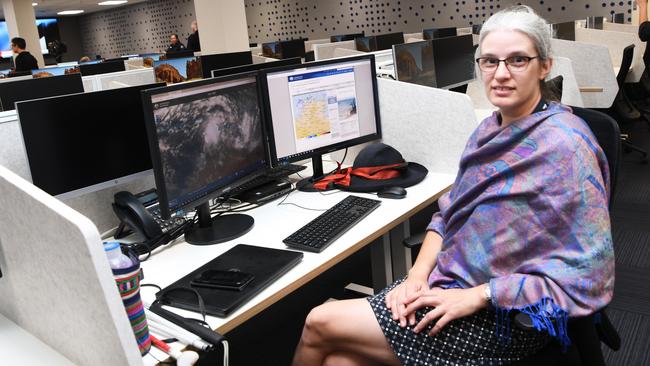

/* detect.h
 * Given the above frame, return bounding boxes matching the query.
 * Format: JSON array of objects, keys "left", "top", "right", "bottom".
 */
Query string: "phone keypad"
[{"left": 150, "top": 208, "right": 187, "bottom": 233}]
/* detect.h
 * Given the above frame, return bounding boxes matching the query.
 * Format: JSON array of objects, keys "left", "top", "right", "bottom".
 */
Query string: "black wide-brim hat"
[{"left": 337, "top": 143, "right": 428, "bottom": 192}]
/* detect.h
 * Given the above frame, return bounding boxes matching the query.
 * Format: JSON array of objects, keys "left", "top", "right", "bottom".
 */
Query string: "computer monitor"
[
  {"left": 262, "top": 54, "right": 381, "bottom": 189},
  {"left": 393, "top": 40, "right": 435, "bottom": 88},
  {"left": 0, "top": 73, "right": 84, "bottom": 112},
  {"left": 153, "top": 56, "right": 203, "bottom": 84},
  {"left": 104, "top": 56, "right": 129, "bottom": 63},
  {"left": 166, "top": 49, "right": 195, "bottom": 59},
  {"left": 355, "top": 36, "right": 377, "bottom": 52},
  {"left": 331, "top": 33, "right": 365, "bottom": 42},
  {"left": 613, "top": 13, "right": 625, "bottom": 24},
  {"left": 79, "top": 59, "right": 126, "bottom": 76},
  {"left": 280, "top": 39, "right": 307, "bottom": 59},
  {"left": 199, "top": 51, "right": 253, "bottom": 78},
  {"left": 16, "top": 82, "right": 164, "bottom": 199},
  {"left": 551, "top": 22, "right": 575, "bottom": 41},
  {"left": 472, "top": 24, "right": 483, "bottom": 35},
  {"left": 210, "top": 57, "right": 301, "bottom": 78},
  {"left": 31, "top": 65, "right": 80, "bottom": 78},
  {"left": 79, "top": 59, "right": 103, "bottom": 65},
  {"left": 430, "top": 34, "right": 475, "bottom": 89},
  {"left": 141, "top": 74, "right": 268, "bottom": 245},
  {"left": 423, "top": 27, "right": 457, "bottom": 40},
  {"left": 375, "top": 32, "right": 405, "bottom": 51},
  {"left": 586, "top": 16, "right": 604, "bottom": 29},
  {"left": 262, "top": 41, "right": 282, "bottom": 59}
]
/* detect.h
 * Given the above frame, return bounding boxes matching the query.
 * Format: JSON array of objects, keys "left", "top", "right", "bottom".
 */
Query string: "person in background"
[
  {"left": 79, "top": 56, "right": 91, "bottom": 63},
  {"left": 187, "top": 20, "right": 201, "bottom": 52},
  {"left": 11, "top": 37, "right": 38, "bottom": 72},
  {"left": 167, "top": 34, "right": 185, "bottom": 53},
  {"left": 637, "top": 0, "right": 650, "bottom": 68}
]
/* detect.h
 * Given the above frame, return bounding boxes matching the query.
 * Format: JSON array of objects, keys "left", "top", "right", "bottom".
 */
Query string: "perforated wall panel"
[
  {"left": 77, "top": 0, "right": 635, "bottom": 57},
  {"left": 78, "top": 0, "right": 195, "bottom": 58},
  {"left": 244, "top": 0, "right": 634, "bottom": 43}
]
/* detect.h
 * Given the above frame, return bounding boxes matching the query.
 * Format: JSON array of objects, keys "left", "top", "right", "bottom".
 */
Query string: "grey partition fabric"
[
  {"left": 377, "top": 78, "right": 478, "bottom": 175},
  {"left": 0, "top": 116, "right": 155, "bottom": 234},
  {"left": 314, "top": 40, "right": 355, "bottom": 60},
  {"left": 0, "top": 116, "right": 30, "bottom": 180},
  {"left": 549, "top": 56, "right": 584, "bottom": 107},
  {"left": 575, "top": 27, "right": 646, "bottom": 82},
  {"left": 552, "top": 39, "right": 618, "bottom": 108},
  {"left": 0, "top": 165, "right": 143, "bottom": 366}
]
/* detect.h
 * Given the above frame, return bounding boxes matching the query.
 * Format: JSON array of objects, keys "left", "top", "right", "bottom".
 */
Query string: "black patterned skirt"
[{"left": 367, "top": 279, "right": 551, "bottom": 366}]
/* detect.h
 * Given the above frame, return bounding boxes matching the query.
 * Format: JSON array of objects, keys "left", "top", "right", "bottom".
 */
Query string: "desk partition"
[
  {"left": 0, "top": 166, "right": 143, "bottom": 366},
  {"left": 552, "top": 39, "right": 618, "bottom": 108},
  {"left": 575, "top": 27, "right": 645, "bottom": 82},
  {"left": 377, "top": 78, "right": 478, "bottom": 175},
  {"left": 314, "top": 40, "right": 355, "bottom": 60}
]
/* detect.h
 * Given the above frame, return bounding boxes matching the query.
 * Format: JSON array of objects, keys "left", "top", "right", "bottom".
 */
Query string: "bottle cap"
[{"left": 103, "top": 241, "right": 120, "bottom": 251}]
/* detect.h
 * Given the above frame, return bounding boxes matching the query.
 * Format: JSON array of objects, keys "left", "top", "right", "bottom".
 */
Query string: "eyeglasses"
[{"left": 475, "top": 56, "right": 541, "bottom": 73}]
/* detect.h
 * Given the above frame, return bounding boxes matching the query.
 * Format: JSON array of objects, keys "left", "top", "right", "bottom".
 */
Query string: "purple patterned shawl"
[{"left": 427, "top": 103, "right": 615, "bottom": 346}]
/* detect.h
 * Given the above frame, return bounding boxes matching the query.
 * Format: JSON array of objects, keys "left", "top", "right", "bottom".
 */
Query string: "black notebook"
[{"left": 156, "top": 244, "right": 303, "bottom": 317}]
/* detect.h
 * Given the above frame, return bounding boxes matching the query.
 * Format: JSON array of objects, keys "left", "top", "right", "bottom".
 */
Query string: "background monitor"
[
  {"left": 423, "top": 27, "right": 458, "bottom": 40},
  {"left": 141, "top": 74, "right": 268, "bottom": 244},
  {"left": 279, "top": 39, "right": 307, "bottom": 59},
  {"left": 393, "top": 40, "right": 435, "bottom": 88},
  {"left": 375, "top": 32, "right": 405, "bottom": 51},
  {"left": 355, "top": 36, "right": 377, "bottom": 52},
  {"left": 0, "top": 73, "right": 84, "bottom": 112},
  {"left": 79, "top": 59, "right": 126, "bottom": 76},
  {"left": 79, "top": 59, "right": 103, "bottom": 65},
  {"left": 103, "top": 56, "right": 129, "bottom": 63},
  {"left": 586, "top": 16, "right": 604, "bottom": 29},
  {"left": 211, "top": 57, "right": 302, "bottom": 78},
  {"left": 262, "top": 41, "right": 282, "bottom": 59},
  {"left": 153, "top": 56, "right": 203, "bottom": 84},
  {"left": 31, "top": 65, "right": 80, "bottom": 78},
  {"left": 551, "top": 22, "right": 576, "bottom": 41},
  {"left": 165, "top": 49, "right": 195, "bottom": 59},
  {"left": 199, "top": 51, "right": 253, "bottom": 78},
  {"left": 262, "top": 54, "right": 381, "bottom": 186},
  {"left": 430, "top": 34, "right": 475, "bottom": 89},
  {"left": 16, "top": 82, "right": 165, "bottom": 199},
  {"left": 472, "top": 24, "right": 483, "bottom": 35},
  {"left": 330, "top": 33, "right": 365, "bottom": 42},
  {"left": 613, "top": 13, "right": 625, "bottom": 24}
]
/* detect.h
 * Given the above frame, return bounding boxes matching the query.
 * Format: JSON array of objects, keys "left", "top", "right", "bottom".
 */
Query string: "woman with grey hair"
[{"left": 291, "top": 5, "right": 614, "bottom": 366}]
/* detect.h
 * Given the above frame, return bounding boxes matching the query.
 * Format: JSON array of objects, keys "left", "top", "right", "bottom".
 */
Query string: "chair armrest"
[
  {"left": 403, "top": 232, "right": 426, "bottom": 249},
  {"left": 595, "top": 309, "right": 621, "bottom": 351}
]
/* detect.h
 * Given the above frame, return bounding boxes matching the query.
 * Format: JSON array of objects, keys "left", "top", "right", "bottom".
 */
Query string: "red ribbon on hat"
[{"left": 313, "top": 162, "right": 407, "bottom": 190}]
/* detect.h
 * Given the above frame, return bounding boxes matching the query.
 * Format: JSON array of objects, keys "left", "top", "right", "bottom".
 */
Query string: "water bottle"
[{"left": 103, "top": 241, "right": 132, "bottom": 269}]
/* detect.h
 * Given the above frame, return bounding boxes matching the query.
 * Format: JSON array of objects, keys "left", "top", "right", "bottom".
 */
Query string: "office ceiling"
[{"left": 1, "top": 0, "right": 149, "bottom": 18}]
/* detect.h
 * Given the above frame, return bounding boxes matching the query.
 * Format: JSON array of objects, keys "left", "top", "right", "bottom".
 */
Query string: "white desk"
[
  {"left": 0, "top": 313, "right": 76, "bottom": 366},
  {"left": 139, "top": 172, "right": 454, "bottom": 336}
]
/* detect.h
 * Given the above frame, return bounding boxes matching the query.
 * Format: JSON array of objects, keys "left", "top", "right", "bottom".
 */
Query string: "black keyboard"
[{"left": 283, "top": 195, "right": 381, "bottom": 252}]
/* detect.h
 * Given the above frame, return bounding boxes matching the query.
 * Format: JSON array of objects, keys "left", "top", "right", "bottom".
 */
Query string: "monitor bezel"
[
  {"left": 259, "top": 54, "right": 382, "bottom": 168},
  {"left": 141, "top": 72, "right": 270, "bottom": 219},
  {"left": 16, "top": 82, "right": 164, "bottom": 200},
  {"left": 430, "top": 34, "right": 475, "bottom": 89},
  {"left": 210, "top": 57, "right": 301, "bottom": 78},
  {"left": 392, "top": 40, "right": 435, "bottom": 88}
]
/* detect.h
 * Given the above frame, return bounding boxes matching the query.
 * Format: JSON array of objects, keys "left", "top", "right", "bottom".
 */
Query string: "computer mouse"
[{"left": 377, "top": 186, "right": 407, "bottom": 199}]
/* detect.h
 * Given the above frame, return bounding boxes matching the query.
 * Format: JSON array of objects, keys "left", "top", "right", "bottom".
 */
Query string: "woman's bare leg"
[{"left": 292, "top": 298, "right": 400, "bottom": 366}]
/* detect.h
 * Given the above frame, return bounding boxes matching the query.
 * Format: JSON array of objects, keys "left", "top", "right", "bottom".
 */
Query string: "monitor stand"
[
  {"left": 184, "top": 202, "right": 254, "bottom": 245},
  {"left": 296, "top": 155, "right": 328, "bottom": 192}
]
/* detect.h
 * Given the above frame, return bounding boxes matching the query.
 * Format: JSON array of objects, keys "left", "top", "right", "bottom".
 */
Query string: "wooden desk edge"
[{"left": 215, "top": 184, "right": 452, "bottom": 334}]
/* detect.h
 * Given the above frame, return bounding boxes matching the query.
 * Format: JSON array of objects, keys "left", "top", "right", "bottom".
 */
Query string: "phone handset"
[{"left": 112, "top": 191, "right": 163, "bottom": 240}]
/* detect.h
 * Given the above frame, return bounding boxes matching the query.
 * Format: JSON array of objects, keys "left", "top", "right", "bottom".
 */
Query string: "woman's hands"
[
  {"left": 404, "top": 285, "right": 489, "bottom": 336},
  {"left": 385, "top": 273, "right": 430, "bottom": 328}
]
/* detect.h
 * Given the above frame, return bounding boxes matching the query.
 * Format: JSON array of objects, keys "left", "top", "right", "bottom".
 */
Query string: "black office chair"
[
  {"left": 606, "top": 44, "right": 649, "bottom": 161},
  {"left": 403, "top": 106, "right": 621, "bottom": 365}
]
